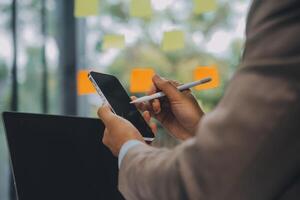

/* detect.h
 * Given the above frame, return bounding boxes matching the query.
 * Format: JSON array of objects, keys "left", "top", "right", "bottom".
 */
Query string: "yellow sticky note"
[
  {"left": 77, "top": 70, "right": 96, "bottom": 95},
  {"left": 162, "top": 31, "right": 185, "bottom": 52},
  {"left": 193, "top": 0, "right": 217, "bottom": 14},
  {"left": 75, "top": 0, "right": 99, "bottom": 17},
  {"left": 130, "top": 0, "right": 152, "bottom": 18},
  {"left": 130, "top": 68, "right": 155, "bottom": 93},
  {"left": 103, "top": 34, "right": 125, "bottom": 49},
  {"left": 193, "top": 66, "right": 220, "bottom": 90}
]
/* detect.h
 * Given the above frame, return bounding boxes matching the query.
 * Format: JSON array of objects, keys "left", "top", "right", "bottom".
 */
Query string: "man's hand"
[
  {"left": 97, "top": 105, "right": 145, "bottom": 156},
  {"left": 133, "top": 75, "right": 204, "bottom": 140}
]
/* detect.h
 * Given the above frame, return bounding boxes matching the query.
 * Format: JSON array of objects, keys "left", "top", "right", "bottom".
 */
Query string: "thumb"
[
  {"left": 97, "top": 105, "right": 115, "bottom": 125},
  {"left": 152, "top": 75, "right": 182, "bottom": 102}
]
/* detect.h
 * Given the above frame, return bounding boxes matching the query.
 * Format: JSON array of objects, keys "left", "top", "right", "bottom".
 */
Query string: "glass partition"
[{"left": 0, "top": 0, "right": 250, "bottom": 199}]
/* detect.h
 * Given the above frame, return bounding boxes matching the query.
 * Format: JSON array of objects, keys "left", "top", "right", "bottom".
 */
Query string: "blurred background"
[{"left": 0, "top": 0, "right": 250, "bottom": 199}]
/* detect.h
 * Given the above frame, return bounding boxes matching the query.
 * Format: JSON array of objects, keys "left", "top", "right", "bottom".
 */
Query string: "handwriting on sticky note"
[
  {"left": 130, "top": 0, "right": 152, "bottom": 18},
  {"left": 130, "top": 68, "right": 155, "bottom": 93},
  {"left": 77, "top": 70, "right": 96, "bottom": 95},
  {"left": 103, "top": 34, "right": 125, "bottom": 50},
  {"left": 162, "top": 30, "right": 185, "bottom": 52},
  {"left": 193, "top": 0, "right": 217, "bottom": 14},
  {"left": 74, "top": 0, "right": 99, "bottom": 17},
  {"left": 193, "top": 66, "right": 220, "bottom": 90}
]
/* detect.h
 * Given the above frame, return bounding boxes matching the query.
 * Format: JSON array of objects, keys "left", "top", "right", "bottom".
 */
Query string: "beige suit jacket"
[{"left": 119, "top": 0, "right": 300, "bottom": 199}]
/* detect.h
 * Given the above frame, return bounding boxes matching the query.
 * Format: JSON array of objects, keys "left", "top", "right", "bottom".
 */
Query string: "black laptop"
[{"left": 2, "top": 112, "right": 124, "bottom": 200}]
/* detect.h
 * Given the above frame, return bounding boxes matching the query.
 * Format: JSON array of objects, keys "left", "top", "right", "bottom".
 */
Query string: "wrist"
[
  {"left": 118, "top": 140, "right": 145, "bottom": 168},
  {"left": 118, "top": 135, "right": 144, "bottom": 153}
]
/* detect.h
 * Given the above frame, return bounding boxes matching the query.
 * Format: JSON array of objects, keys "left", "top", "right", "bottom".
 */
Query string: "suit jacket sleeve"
[{"left": 118, "top": 0, "right": 300, "bottom": 199}]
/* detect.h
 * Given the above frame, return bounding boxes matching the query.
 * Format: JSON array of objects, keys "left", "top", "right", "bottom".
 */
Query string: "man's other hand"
[
  {"left": 133, "top": 75, "right": 204, "bottom": 140},
  {"left": 97, "top": 105, "right": 145, "bottom": 156}
]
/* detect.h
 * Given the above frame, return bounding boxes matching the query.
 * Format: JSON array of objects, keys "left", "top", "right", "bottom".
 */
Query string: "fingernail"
[
  {"left": 153, "top": 74, "right": 161, "bottom": 80},
  {"left": 153, "top": 104, "right": 160, "bottom": 114}
]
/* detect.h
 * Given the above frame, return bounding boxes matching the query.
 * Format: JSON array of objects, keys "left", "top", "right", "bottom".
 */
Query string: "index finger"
[{"left": 131, "top": 96, "right": 151, "bottom": 112}]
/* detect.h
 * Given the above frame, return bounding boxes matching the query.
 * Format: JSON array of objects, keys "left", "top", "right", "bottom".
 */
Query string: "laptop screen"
[{"left": 3, "top": 112, "right": 124, "bottom": 200}]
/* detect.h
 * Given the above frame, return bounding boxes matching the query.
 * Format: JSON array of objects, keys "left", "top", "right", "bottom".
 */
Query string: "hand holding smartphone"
[{"left": 88, "top": 71, "right": 154, "bottom": 141}]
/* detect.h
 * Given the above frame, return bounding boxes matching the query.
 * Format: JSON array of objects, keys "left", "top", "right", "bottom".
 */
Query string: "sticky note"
[
  {"left": 130, "top": 68, "right": 155, "bottom": 93},
  {"left": 193, "top": 0, "right": 217, "bottom": 14},
  {"left": 130, "top": 0, "right": 152, "bottom": 18},
  {"left": 74, "top": 0, "right": 99, "bottom": 17},
  {"left": 162, "top": 31, "right": 185, "bottom": 52},
  {"left": 193, "top": 66, "right": 220, "bottom": 90},
  {"left": 77, "top": 70, "right": 96, "bottom": 95},
  {"left": 103, "top": 34, "right": 125, "bottom": 49}
]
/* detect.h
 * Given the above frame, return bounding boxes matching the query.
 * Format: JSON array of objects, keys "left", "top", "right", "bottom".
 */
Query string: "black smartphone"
[{"left": 88, "top": 71, "right": 154, "bottom": 141}]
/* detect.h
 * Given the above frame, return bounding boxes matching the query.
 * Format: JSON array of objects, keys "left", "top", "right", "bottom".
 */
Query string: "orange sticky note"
[
  {"left": 130, "top": 68, "right": 155, "bottom": 93},
  {"left": 77, "top": 70, "right": 96, "bottom": 95},
  {"left": 193, "top": 66, "right": 220, "bottom": 90}
]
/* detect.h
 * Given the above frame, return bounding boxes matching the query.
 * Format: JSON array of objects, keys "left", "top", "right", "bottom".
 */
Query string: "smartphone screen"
[{"left": 89, "top": 72, "right": 154, "bottom": 140}]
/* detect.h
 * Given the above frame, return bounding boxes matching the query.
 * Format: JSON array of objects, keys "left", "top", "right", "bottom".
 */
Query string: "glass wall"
[
  {"left": 79, "top": 0, "right": 250, "bottom": 116},
  {"left": 0, "top": 0, "right": 250, "bottom": 199}
]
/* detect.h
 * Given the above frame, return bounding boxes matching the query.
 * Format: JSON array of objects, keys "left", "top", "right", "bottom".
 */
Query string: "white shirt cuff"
[{"left": 118, "top": 140, "right": 144, "bottom": 169}]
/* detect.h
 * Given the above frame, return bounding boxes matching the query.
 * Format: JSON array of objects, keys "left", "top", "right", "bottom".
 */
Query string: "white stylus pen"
[{"left": 130, "top": 77, "right": 212, "bottom": 104}]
